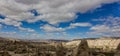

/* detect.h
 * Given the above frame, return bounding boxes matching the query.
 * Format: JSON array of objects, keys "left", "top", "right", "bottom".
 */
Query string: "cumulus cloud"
[
  {"left": 0, "top": 32, "right": 17, "bottom": 37},
  {"left": 69, "top": 22, "right": 92, "bottom": 28},
  {"left": 88, "top": 17, "right": 120, "bottom": 37},
  {"left": 0, "top": 18, "right": 22, "bottom": 27},
  {"left": 0, "top": 0, "right": 119, "bottom": 34},
  {"left": 41, "top": 22, "right": 92, "bottom": 32},
  {"left": 0, "top": 0, "right": 119, "bottom": 26},
  {"left": 29, "top": 0, "right": 120, "bottom": 24},
  {"left": 18, "top": 27, "right": 35, "bottom": 32},
  {"left": 90, "top": 25, "right": 110, "bottom": 32},
  {"left": 0, "top": 18, "right": 35, "bottom": 32},
  {"left": 40, "top": 24, "right": 65, "bottom": 32}
]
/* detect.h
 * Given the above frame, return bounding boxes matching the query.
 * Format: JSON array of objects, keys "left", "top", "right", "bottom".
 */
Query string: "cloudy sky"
[{"left": 0, "top": 0, "right": 120, "bottom": 39}]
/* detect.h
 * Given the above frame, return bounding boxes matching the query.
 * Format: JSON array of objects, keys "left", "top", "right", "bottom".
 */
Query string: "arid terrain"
[{"left": 0, "top": 37, "right": 120, "bottom": 56}]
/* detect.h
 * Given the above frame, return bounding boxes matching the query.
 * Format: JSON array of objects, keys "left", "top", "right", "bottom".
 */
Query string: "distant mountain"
[
  {"left": 48, "top": 39, "right": 69, "bottom": 42},
  {"left": 0, "top": 37, "right": 119, "bottom": 42},
  {"left": 0, "top": 37, "right": 20, "bottom": 41},
  {"left": 25, "top": 39, "right": 69, "bottom": 43},
  {"left": 73, "top": 37, "right": 120, "bottom": 41},
  {"left": 0, "top": 37, "right": 6, "bottom": 40},
  {"left": 100, "top": 37, "right": 120, "bottom": 39},
  {"left": 0, "top": 37, "right": 69, "bottom": 43}
]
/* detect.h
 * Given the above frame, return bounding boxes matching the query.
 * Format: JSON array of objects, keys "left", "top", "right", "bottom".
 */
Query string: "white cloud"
[
  {"left": 41, "top": 22, "right": 92, "bottom": 32},
  {"left": 40, "top": 24, "right": 65, "bottom": 32},
  {"left": 18, "top": 27, "right": 35, "bottom": 32},
  {"left": 90, "top": 25, "right": 110, "bottom": 32},
  {"left": 0, "top": 32, "right": 17, "bottom": 38},
  {"left": 0, "top": 0, "right": 119, "bottom": 25},
  {"left": 31, "top": 0, "right": 119, "bottom": 24},
  {"left": 0, "top": 0, "right": 119, "bottom": 33},
  {"left": 0, "top": 18, "right": 22, "bottom": 27},
  {"left": 34, "top": 13, "right": 77, "bottom": 24},
  {"left": 88, "top": 17, "right": 120, "bottom": 37},
  {"left": 0, "top": 18, "right": 35, "bottom": 32},
  {"left": 69, "top": 22, "right": 92, "bottom": 28}
]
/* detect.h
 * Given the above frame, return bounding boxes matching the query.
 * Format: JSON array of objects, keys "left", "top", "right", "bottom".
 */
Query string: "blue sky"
[{"left": 0, "top": 0, "right": 120, "bottom": 39}]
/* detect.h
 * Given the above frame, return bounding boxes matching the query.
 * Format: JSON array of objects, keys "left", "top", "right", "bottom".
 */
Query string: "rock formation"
[
  {"left": 56, "top": 43, "right": 67, "bottom": 56},
  {"left": 114, "top": 43, "right": 120, "bottom": 56},
  {"left": 74, "top": 40, "right": 92, "bottom": 56}
]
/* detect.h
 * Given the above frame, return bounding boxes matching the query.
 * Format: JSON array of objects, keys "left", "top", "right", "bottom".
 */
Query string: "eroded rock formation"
[{"left": 74, "top": 40, "right": 91, "bottom": 56}]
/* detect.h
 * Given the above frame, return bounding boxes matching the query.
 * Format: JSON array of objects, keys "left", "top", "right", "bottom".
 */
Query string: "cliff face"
[
  {"left": 87, "top": 39, "right": 120, "bottom": 50},
  {"left": 64, "top": 38, "right": 120, "bottom": 51}
]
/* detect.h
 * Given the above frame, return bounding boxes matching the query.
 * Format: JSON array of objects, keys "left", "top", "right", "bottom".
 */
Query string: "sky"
[{"left": 0, "top": 0, "right": 120, "bottom": 40}]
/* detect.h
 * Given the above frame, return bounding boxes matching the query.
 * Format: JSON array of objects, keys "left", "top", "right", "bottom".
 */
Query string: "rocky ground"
[{"left": 0, "top": 37, "right": 120, "bottom": 56}]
